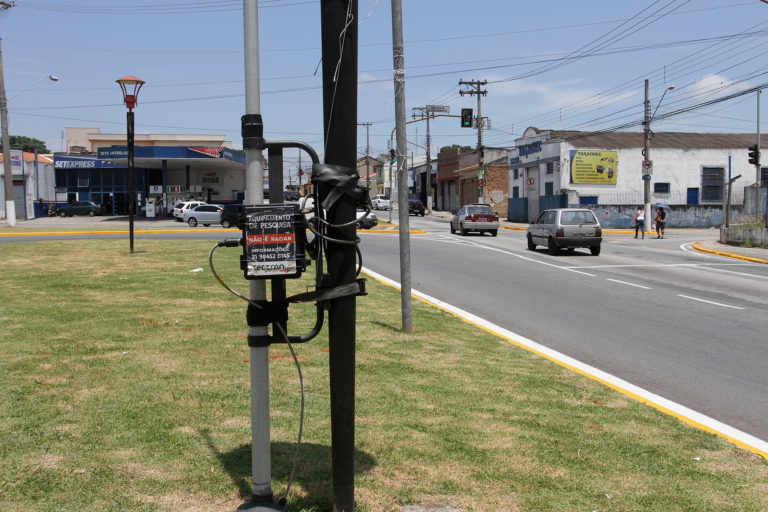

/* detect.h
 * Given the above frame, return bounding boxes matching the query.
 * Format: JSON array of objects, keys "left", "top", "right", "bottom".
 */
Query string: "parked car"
[
  {"left": 172, "top": 201, "right": 206, "bottom": 221},
  {"left": 450, "top": 204, "right": 499, "bottom": 236},
  {"left": 408, "top": 199, "right": 426, "bottom": 216},
  {"left": 220, "top": 204, "right": 243, "bottom": 229},
  {"left": 371, "top": 194, "right": 391, "bottom": 210},
  {"left": 58, "top": 201, "right": 103, "bottom": 217},
  {"left": 356, "top": 209, "right": 378, "bottom": 229},
  {"left": 526, "top": 208, "right": 602, "bottom": 256},
  {"left": 184, "top": 204, "right": 223, "bottom": 227}
]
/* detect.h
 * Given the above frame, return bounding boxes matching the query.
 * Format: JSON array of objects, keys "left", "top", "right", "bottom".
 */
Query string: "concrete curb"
[{"left": 692, "top": 242, "right": 768, "bottom": 264}]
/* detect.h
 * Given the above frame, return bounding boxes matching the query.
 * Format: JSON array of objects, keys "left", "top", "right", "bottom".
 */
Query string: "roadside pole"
[
  {"left": 643, "top": 79, "right": 652, "bottom": 236},
  {"left": 320, "top": 1, "right": 358, "bottom": 509},
  {"left": 239, "top": 1, "right": 279, "bottom": 510},
  {"left": 391, "top": 0, "right": 412, "bottom": 334}
]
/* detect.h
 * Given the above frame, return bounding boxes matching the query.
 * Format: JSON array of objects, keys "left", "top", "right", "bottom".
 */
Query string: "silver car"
[
  {"left": 184, "top": 204, "right": 223, "bottom": 227},
  {"left": 450, "top": 204, "right": 500, "bottom": 236},
  {"left": 527, "top": 208, "right": 602, "bottom": 255}
]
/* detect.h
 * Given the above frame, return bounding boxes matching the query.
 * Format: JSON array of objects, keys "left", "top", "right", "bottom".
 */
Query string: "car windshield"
[
  {"left": 560, "top": 210, "right": 597, "bottom": 225},
  {"left": 467, "top": 206, "right": 493, "bottom": 215}
]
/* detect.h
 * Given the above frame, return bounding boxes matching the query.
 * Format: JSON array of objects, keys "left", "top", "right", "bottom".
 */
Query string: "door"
[
  {"left": 13, "top": 183, "right": 26, "bottom": 219},
  {"left": 526, "top": 167, "right": 540, "bottom": 222},
  {"left": 687, "top": 188, "right": 699, "bottom": 205}
]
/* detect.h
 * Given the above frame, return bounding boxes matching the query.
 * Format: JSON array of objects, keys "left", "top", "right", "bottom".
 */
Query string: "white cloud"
[{"left": 691, "top": 74, "right": 750, "bottom": 98}]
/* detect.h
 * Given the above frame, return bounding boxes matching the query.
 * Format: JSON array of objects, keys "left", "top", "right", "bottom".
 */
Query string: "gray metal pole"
[
  {"left": 240, "top": 1, "right": 277, "bottom": 511},
  {"left": 0, "top": 38, "right": 16, "bottom": 226},
  {"left": 643, "top": 79, "right": 651, "bottom": 235},
  {"left": 756, "top": 90, "right": 761, "bottom": 219},
  {"left": 391, "top": 0, "right": 412, "bottom": 333},
  {"left": 425, "top": 112, "right": 431, "bottom": 212}
]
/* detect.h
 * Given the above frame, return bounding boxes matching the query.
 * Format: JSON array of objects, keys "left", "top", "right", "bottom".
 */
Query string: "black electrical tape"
[{"left": 246, "top": 300, "right": 289, "bottom": 327}]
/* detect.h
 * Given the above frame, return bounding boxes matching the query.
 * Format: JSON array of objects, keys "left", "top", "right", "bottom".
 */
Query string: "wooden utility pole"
[{"left": 459, "top": 80, "right": 488, "bottom": 203}]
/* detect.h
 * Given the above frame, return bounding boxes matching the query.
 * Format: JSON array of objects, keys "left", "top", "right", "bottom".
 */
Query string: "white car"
[
  {"left": 172, "top": 201, "right": 206, "bottom": 221},
  {"left": 371, "top": 195, "right": 391, "bottom": 210},
  {"left": 183, "top": 204, "right": 223, "bottom": 227}
]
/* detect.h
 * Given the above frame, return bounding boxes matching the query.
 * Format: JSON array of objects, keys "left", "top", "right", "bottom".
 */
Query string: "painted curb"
[
  {"left": 361, "top": 266, "right": 768, "bottom": 460},
  {"left": 692, "top": 242, "right": 768, "bottom": 264}
]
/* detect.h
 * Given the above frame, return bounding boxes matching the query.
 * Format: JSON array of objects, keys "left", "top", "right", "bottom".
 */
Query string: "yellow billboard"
[{"left": 570, "top": 150, "right": 618, "bottom": 184}]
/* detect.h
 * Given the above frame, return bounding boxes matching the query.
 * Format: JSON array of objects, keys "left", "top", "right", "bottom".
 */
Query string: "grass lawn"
[{"left": 0, "top": 239, "right": 766, "bottom": 512}]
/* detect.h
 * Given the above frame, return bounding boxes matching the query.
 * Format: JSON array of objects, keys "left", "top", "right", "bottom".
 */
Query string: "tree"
[
  {"left": 439, "top": 144, "right": 471, "bottom": 153},
  {"left": 1, "top": 135, "right": 49, "bottom": 153}
]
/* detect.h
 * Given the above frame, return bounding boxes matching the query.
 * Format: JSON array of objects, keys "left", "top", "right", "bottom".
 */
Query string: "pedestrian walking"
[
  {"left": 633, "top": 206, "right": 645, "bottom": 239},
  {"left": 655, "top": 207, "right": 666, "bottom": 238}
]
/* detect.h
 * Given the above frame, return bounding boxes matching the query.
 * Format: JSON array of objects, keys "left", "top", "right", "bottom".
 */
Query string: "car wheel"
[
  {"left": 460, "top": 223, "right": 468, "bottom": 236},
  {"left": 59, "top": 210, "right": 66, "bottom": 217},
  {"left": 188, "top": 218, "right": 198, "bottom": 227},
  {"left": 547, "top": 237, "right": 560, "bottom": 255},
  {"left": 527, "top": 234, "right": 536, "bottom": 251},
  {"left": 590, "top": 244, "right": 601, "bottom": 256},
  {"left": 566, "top": 248, "right": 575, "bottom": 254},
  {"left": 221, "top": 219, "right": 232, "bottom": 229},
  {"left": 490, "top": 229, "right": 498, "bottom": 237},
  {"left": 450, "top": 223, "right": 455, "bottom": 234},
  {"left": 203, "top": 223, "right": 211, "bottom": 227}
]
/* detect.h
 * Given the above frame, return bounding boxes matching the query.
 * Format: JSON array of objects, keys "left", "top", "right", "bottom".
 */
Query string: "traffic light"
[
  {"left": 389, "top": 148, "right": 396, "bottom": 163},
  {"left": 748, "top": 144, "right": 760, "bottom": 166},
  {"left": 461, "top": 108, "right": 473, "bottom": 128}
]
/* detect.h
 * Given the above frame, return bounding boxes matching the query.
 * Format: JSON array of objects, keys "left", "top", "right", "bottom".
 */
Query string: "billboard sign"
[{"left": 570, "top": 150, "right": 618, "bottom": 184}]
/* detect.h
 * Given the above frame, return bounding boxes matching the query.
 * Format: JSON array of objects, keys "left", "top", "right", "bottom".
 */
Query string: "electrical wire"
[{"left": 208, "top": 241, "right": 305, "bottom": 508}]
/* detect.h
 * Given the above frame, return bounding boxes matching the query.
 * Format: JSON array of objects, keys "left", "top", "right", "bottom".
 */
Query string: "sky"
[{"left": 3, "top": 0, "right": 768, "bottom": 179}]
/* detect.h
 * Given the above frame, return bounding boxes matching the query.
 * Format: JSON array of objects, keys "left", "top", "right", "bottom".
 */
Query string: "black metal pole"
[
  {"left": 320, "top": 1, "right": 358, "bottom": 510},
  {"left": 127, "top": 110, "right": 135, "bottom": 254}
]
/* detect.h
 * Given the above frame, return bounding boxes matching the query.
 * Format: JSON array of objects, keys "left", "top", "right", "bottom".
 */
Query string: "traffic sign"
[
  {"left": 642, "top": 160, "right": 653, "bottom": 175},
  {"left": 525, "top": 177, "right": 535, "bottom": 188},
  {"left": 478, "top": 178, "right": 487, "bottom": 187}
]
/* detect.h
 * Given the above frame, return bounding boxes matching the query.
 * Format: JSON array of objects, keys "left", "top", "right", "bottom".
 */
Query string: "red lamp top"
[{"left": 116, "top": 75, "right": 145, "bottom": 111}]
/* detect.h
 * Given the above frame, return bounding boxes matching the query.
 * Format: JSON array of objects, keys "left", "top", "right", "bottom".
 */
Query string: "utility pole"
[
  {"left": 359, "top": 122, "right": 372, "bottom": 188},
  {"left": 643, "top": 79, "right": 652, "bottom": 235},
  {"left": 1, "top": 37, "right": 16, "bottom": 226},
  {"left": 238, "top": 1, "right": 277, "bottom": 511},
  {"left": 320, "top": 1, "right": 358, "bottom": 510},
  {"left": 459, "top": 80, "right": 487, "bottom": 203},
  {"left": 411, "top": 105, "right": 448, "bottom": 213},
  {"left": 755, "top": 90, "right": 761, "bottom": 220},
  {"left": 391, "top": 0, "right": 412, "bottom": 334}
]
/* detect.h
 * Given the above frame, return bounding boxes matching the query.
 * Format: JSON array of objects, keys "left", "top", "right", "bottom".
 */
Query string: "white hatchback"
[{"left": 172, "top": 201, "right": 206, "bottom": 221}]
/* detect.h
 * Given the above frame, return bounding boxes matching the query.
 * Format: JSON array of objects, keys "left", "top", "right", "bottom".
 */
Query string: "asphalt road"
[{"left": 359, "top": 216, "right": 768, "bottom": 444}]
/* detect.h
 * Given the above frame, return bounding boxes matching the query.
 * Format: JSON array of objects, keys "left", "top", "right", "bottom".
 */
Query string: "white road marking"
[
  {"left": 422, "top": 233, "right": 597, "bottom": 276},
  {"left": 605, "top": 278, "right": 651, "bottom": 289},
  {"left": 692, "top": 265, "right": 768, "bottom": 279},
  {"left": 678, "top": 294, "right": 745, "bottom": 310},
  {"left": 361, "top": 266, "right": 768, "bottom": 458}
]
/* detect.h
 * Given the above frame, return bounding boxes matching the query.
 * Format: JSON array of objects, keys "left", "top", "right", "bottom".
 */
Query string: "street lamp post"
[
  {"left": 642, "top": 80, "right": 674, "bottom": 235},
  {"left": 116, "top": 76, "right": 145, "bottom": 254}
]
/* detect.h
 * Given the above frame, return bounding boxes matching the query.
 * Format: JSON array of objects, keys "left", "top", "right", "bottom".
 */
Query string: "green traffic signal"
[{"left": 461, "top": 108, "right": 473, "bottom": 128}]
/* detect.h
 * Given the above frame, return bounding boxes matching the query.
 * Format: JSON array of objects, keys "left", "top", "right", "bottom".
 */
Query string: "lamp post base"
[{"left": 236, "top": 496, "right": 284, "bottom": 511}]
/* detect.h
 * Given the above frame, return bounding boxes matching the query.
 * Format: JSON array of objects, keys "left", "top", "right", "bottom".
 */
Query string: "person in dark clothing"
[{"left": 655, "top": 208, "right": 666, "bottom": 238}]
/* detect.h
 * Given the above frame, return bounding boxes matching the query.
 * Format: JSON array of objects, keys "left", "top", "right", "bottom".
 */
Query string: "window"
[
  {"left": 762, "top": 168, "right": 768, "bottom": 187},
  {"left": 561, "top": 210, "right": 597, "bottom": 225},
  {"left": 654, "top": 182, "right": 670, "bottom": 194},
  {"left": 544, "top": 182, "right": 554, "bottom": 195},
  {"left": 701, "top": 167, "right": 724, "bottom": 203},
  {"left": 513, "top": 169, "right": 520, "bottom": 180},
  {"left": 546, "top": 162, "right": 554, "bottom": 174},
  {"left": 512, "top": 186, "right": 519, "bottom": 198},
  {"left": 579, "top": 196, "right": 598, "bottom": 205}
]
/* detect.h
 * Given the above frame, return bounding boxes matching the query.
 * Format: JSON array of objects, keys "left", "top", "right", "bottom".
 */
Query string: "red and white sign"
[
  {"left": 525, "top": 177, "right": 536, "bottom": 188},
  {"left": 189, "top": 147, "right": 223, "bottom": 158}
]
